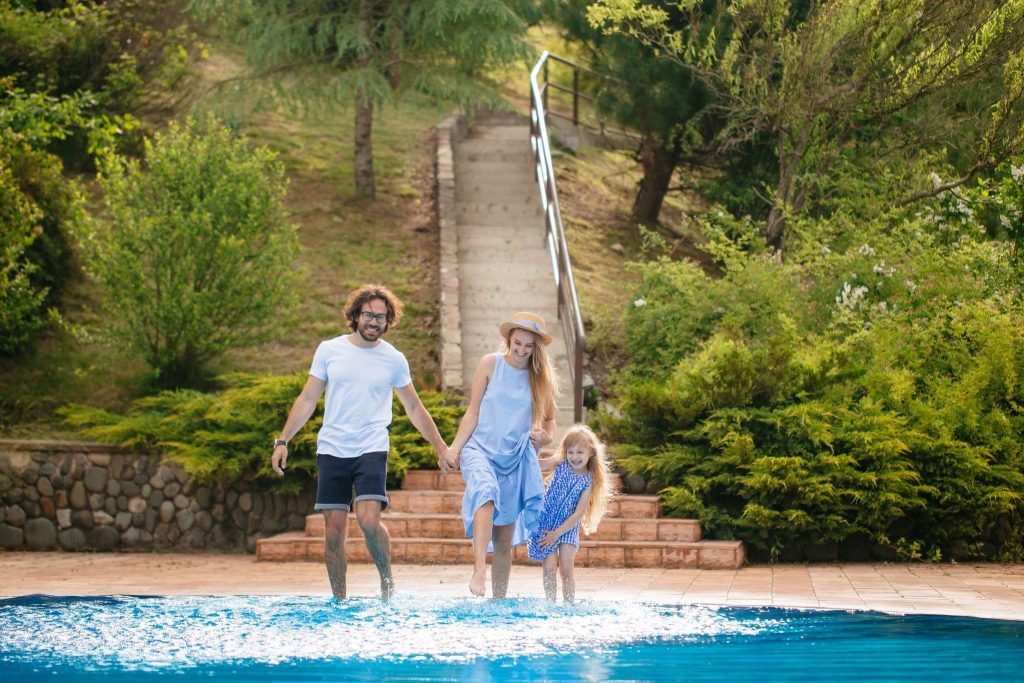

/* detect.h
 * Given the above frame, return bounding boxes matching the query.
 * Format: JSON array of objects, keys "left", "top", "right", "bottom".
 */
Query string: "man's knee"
[{"left": 355, "top": 501, "right": 383, "bottom": 535}]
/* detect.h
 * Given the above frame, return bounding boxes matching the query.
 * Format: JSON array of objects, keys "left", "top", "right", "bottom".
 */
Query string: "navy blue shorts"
[{"left": 314, "top": 451, "right": 389, "bottom": 512}]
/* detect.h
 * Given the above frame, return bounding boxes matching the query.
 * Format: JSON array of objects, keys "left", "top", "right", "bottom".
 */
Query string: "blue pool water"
[{"left": 1, "top": 594, "right": 1021, "bottom": 681}]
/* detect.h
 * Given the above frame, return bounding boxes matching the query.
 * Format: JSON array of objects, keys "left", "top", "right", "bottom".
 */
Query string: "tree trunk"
[
  {"left": 632, "top": 134, "right": 677, "bottom": 225},
  {"left": 764, "top": 132, "right": 802, "bottom": 250},
  {"left": 354, "top": 89, "right": 375, "bottom": 200}
]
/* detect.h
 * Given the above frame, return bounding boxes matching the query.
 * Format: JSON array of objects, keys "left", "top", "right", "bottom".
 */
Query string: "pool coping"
[{"left": 1, "top": 552, "right": 1022, "bottom": 621}]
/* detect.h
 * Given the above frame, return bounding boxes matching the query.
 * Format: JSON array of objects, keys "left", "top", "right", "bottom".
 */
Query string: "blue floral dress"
[{"left": 527, "top": 461, "right": 592, "bottom": 561}]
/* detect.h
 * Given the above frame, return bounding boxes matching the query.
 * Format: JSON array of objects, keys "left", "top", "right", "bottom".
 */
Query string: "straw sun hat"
[{"left": 498, "top": 312, "right": 554, "bottom": 346}]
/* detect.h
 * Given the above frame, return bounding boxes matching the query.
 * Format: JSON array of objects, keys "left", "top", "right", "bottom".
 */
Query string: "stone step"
[
  {"left": 402, "top": 469, "right": 624, "bottom": 492},
  {"left": 455, "top": 150, "right": 534, "bottom": 164},
  {"left": 302, "top": 511, "right": 700, "bottom": 543},
  {"left": 382, "top": 489, "right": 663, "bottom": 517},
  {"left": 256, "top": 533, "right": 744, "bottom": 569}
]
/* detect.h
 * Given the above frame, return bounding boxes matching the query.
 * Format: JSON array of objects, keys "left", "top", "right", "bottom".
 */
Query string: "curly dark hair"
[{"left": 342, "top": 284, "right": 404, "bottom": 332}]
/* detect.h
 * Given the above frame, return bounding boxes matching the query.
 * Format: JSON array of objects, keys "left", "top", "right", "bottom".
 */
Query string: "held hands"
[
  {"left": 271, "top": 444, "right": 288, "bottom": 476},
  {"left": 438, "top": 444, "right": 460, "bottom": 473},
  {"left": 529, "top": 428, "right": 550, "bottom": 449}
]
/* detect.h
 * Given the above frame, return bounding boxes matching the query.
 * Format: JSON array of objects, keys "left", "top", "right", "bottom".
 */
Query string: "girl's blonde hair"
[
  {"left": 557, "top": 424, "right": 613, "bottom": 534},
  {"left": 501, "top": 330, "right": 560, "bottom": 426}
]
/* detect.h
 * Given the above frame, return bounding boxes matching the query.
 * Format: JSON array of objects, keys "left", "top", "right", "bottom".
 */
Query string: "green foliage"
[
  {"left": 0, "top": 152, "right": 47, "bottom": 356},
  {"left": 603, "top": 213, "right": 1024, "bottom": 561},
  {"left": 76, "top": 115, "right": 301, "bottom": 388},
  {"left": 59, "top": 373, "right": 465, "bottom": 491}
]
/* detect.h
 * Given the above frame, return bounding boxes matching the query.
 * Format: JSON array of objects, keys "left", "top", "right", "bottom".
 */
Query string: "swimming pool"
[{"left": 1, "top": 594, "right": 1021, "bottom": 681}]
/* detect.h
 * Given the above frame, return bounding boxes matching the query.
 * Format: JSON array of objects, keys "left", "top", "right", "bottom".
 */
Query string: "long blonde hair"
[
  {"left": 556, "top": 424, "right": 613, "bottom": 534},
  {"left": 501, "top": 330, "right": 560, "bottom": 426}
]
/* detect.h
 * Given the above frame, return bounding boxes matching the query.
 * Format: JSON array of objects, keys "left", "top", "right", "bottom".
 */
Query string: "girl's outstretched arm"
[{"left": 538, "top": 488, "right": 593, "bottom": 549}]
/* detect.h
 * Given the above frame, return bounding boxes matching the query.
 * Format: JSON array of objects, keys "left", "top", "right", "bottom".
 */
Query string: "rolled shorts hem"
[
  {"left": 353, "top": 494, "right": 389, "bottom": 508},
  {"left": 314, "top": 503, "right": 351, "bottom": 511}
]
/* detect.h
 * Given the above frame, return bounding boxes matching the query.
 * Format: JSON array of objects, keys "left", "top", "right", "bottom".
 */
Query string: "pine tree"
[{"left": 192, "top": 0, "right": 532, "bottom": 199}]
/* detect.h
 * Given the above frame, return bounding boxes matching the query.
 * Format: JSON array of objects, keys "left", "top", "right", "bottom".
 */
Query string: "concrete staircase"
[
  {"left": 256, "top": 470, "right": 746, "bottom": 569},
  {"left": 453, "top": 115, "right": 575, "bottom": 433}
]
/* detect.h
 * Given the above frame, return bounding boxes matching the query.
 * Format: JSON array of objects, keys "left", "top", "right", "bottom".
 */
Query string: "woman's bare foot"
[
  {"left": 381, "top": 577, "right": 395, "bottom": 601},
  {"left": 469, "top": 568, "right": 486, "bottom": 597}
]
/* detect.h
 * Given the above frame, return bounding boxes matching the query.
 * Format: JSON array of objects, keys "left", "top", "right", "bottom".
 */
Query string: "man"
[{"left": 272, "top": 284, "right": 455, "bottom": 599}]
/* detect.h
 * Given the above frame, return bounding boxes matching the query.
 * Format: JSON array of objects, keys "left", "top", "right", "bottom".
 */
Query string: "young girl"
[{"left": 527, "top": 425, "right": 612, "bottom": 603}]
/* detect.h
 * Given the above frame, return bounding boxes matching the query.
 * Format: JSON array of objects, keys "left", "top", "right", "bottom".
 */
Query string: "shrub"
[
  {"left": 76, "top": 115, "right": 300, "bottom": 388},
  {"left": 60, "top": 373, "right": 465, "bottom": 491},
  {"left": 0, "top": 154, "right": 47, "bottom": 357},
  {"left": 602, "top": 224, "right": 1024, "bottom": 561}
]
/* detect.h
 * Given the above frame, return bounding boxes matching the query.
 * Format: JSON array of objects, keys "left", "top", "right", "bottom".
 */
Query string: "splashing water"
[{"left": 1, "top": 594, "right": 1022, "bottom": 681}]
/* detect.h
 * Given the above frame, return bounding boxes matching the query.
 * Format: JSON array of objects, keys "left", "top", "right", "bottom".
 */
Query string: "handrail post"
[
  {"left": 573, "top": 66, "right": 580, "bottom": 127},
  {"left": 543, "top": 59, "right": 549, "bottom": 117}
]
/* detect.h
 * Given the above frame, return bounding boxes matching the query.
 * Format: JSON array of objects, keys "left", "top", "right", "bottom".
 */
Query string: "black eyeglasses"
[{"left": 360, "top": 311, "right": 388, "bottom": 324}]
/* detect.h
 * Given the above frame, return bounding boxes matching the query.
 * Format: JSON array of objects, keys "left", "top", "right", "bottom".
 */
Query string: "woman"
[{"left": 448, "top": 312, "right": 559, "bottom": 597}]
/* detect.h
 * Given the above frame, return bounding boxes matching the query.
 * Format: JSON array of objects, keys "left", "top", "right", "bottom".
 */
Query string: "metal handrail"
[{"left": 530, "top": 51, "right": 587, "bottom": 423}]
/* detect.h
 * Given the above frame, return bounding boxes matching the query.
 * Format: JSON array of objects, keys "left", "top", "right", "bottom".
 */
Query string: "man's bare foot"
[
  {"left": 469, "top": 568, "right": 486, "bottom": 597},
  {"left": 381, "top": 577, "right": 395, "bottom": 601}
]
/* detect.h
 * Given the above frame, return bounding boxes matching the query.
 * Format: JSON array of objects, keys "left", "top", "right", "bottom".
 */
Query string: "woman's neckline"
[{"left": 501, "top": 353, "right": 529, "bottom": 371}]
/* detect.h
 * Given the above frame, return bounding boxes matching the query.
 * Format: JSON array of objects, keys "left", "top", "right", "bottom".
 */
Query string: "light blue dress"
[{"left": 461, "top": 355, "right": 544, "bottom": 549}]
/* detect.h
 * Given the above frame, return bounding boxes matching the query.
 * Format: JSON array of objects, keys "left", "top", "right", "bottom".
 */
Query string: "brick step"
[
  {"left": 402, "top": 470, "right": 624, "bottom": 493},
  {"left": 303, "top": 512, "right": 700, "bottom": 543},
  {"left": 256, "top": 533, "right": 745, "bottom": 569},
  {"left": 386, "top": 490, "right": 662, "bottom": 518}
]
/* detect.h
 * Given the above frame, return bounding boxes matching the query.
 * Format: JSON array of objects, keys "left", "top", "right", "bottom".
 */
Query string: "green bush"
[
  {"left": 603, "top": 220, "right": 1024, "bottom": 561},
  {"left": 0, "top": 153, "right": 47, "bottom": 357},
  {"left": 76, "top": 115, "right": 301, "bottom": 388},
  {"left": 59, "top": 373, "right": 465, "bottom": 492}
]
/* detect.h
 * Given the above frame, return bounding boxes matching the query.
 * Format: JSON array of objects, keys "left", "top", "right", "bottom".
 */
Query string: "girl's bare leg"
[
  {"left": 490, "top": 524, "right": 515, "bottom": 598},
  {"left": 542, "top": 552, "right": 559, "bottom": 601},
  {"left": 557, "top": 544, "right": 579, "bottom": 603},
  {"left": 469, "top": 501, "right": 494, "bottom": 596}
]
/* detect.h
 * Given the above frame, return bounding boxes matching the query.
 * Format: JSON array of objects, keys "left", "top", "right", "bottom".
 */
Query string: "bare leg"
[
  {"left": 469, "top": 501, "right": 494, "bottom": 597},
  {"left": 355, "top": 500, "right": 394, "bottom": 600},
  {"left": 542, "top": 552, "right": 559, "bottom": 602},
  {"left": 490, "top": 524, "right": 514, "bottom": 599},
  {"left": 323, "top": 509, "right": 350, "bottom": 600},
  {"left": 558, "top": 544, "right": 578, "bottom": 603}
]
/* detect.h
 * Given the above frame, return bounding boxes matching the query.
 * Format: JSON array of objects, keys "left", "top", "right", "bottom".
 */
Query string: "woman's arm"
[
  {"left": 447, "top": 354, "right": 496, "bottom": 466},
  {"left": 529, "top": 398, "right": 557, "bottom": 449},
  {"left": 539, "top": 488, "right": 593, "bottom": 548}
]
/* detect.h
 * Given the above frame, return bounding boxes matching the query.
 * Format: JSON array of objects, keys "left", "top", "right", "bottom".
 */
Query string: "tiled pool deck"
[{"left": 2, "top": 553, "right": 1023, "bottom": 620}]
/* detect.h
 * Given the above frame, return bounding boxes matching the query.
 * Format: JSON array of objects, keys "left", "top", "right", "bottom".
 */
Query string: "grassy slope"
[{"left": 0, "top": 34, "right": 451, "bottom": 437}]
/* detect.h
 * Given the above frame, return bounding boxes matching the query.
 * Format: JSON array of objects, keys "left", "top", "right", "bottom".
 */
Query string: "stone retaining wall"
[{"left": 0, "top": 440, "right": 314, "bottom": 553}]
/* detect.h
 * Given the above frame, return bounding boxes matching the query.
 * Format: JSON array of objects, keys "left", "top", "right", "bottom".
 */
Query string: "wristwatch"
[{"left": 273, "top": 439, "right": 288, "bottom": 448}]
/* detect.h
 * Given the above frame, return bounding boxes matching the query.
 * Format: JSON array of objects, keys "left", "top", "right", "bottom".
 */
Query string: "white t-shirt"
[{"left": 309, "top": 335, "right": 412, "bottom": 458}]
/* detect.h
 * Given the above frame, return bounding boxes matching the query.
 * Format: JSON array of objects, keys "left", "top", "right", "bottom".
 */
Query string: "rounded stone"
[
  {"left": 39, "top": 462, "right": 56, "bottom": 476},
  {"left": 21, "top": 466, "right": 39, "bottom": 486},
  {"left": 83, "top": 466, "right": 108, "bottom": 493},
  {"left": 56, "top": 509, "right": 71, "bottom": 529},
  {"left": 195, "top": 487, "right": 212, "bottom": 507},
  {"left": 121, "top": 481, "right": 140, "bottom": 497},
  {"left": 131, "top": 512, "right": 144, "bottom": 528},
  {"left": 141, "top": 483, "right": 151, "bottom": 497},
  {"left": 37, "top": 477, "right": 54, "bottom": 498},
  {"left": 69, "top": 481, "right": 88, "bottom": 510},
  {"left": 104, "top": 498, "right": 117, "bottom": 516},
  {"left": 106, "top": 479, "right": 121, "bottom": 497},
  {"left": 121, "top": 465, "right": 136, "bottom": 481},
  {"left": 182, "top": 528, "right": 205, "bottom": 549},
  {"left": 238, "top": 492, "right": 253, "bottom": 512},
  {"left": 50, "top": 474, "right": 64, "bottom": 489},
  {"left": 109, "top": 455, "right": 125, "bottom": 480},
  {"left": 115, "top": 511, "right": 133, "bottom": 532},
  {"left": 195, "top": 510, "right": 213, "bottom": 532},
  {"left": 23, "top": 501, "right": 40, "bottom": 518},
  {"left": 164, "top": 482, "right": 181, "bottom": 498},
  {"left": 24, "top": 518, "right": 57, "bottom": 549},
  {"left": 54, "top": 490, "right": 68, "bottom": 508},
  {"left": 226, "top": 490, "right": 238, "bottom": 509},
  {"left": 121, "top": 527, "right": 152, "bottom": 549},
  {"left": 39, "top": 497, "right": 56, "bottom": 519},
  {"left": 71, "top": 510, "right": 94, "bottom": 530},
  {"left": 0, "top": 524, "right": 24, "bottom": 548},
  {"left": 87, "top": 525, "right": 120, "bottom": 550},
  {"left": 24, "top": 487, "right": 40, "bottom": 502},
  {"left": 57, "top": 527, "right": 87, "bottom": 551},
  {"left": 173, "top": 494, "right": 189, "bottom": 510},
  {"left": 116, "top": 495, "right": 128, "bottom": 511},
  {"left": 144, "top": 508, "right": 158, "bottom": 532},
  {"left": 176, "top": 509, "right": 195, "bottom": 532},
  {"left": 135, "top": 473, "right": 148, "bottom": 486},
  {"left": 6, "top": 505, "right": 26, "bottom": 527},
  {"left": 93, "top": 510, "right": 115, "bottom": 526},
  {"left": 160, "top": 465, "right": 177, "bottom": 484},
  {"left": 149, "top": 474, "right": 165, "bottom": 490},
  {"left": 127, "top": 497, "right": 147, "bottom": 514},
  {"left": 150, "top": 490, "right": 165, "bottom": 507},
  {"left": 7, "top": 488, "right": 24, "bottom": 504},
  {"left": 88, "top": 493, "right": 104, "bottom": 510},
  {"left": 159, "top": 500, "right": 176, "bottom": 524}
]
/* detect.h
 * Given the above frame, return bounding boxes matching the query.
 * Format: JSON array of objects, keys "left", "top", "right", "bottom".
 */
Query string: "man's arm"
[
  {"left": 394, "top": 382, "right": 453, "bottom": 471},
  {"left": 271, "top": 375, "right": 326, "bottom": 476}
]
